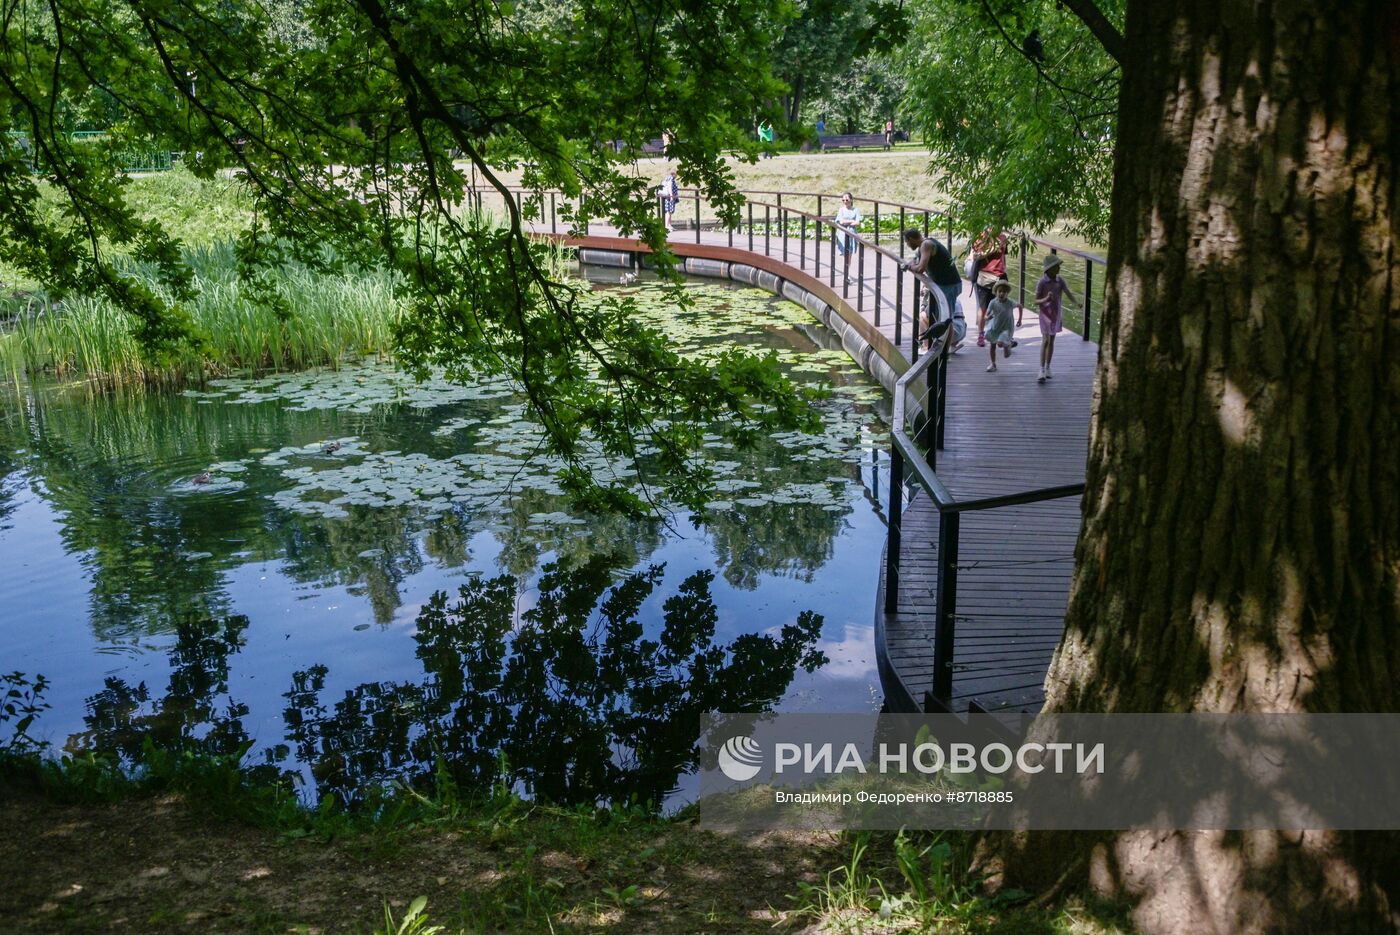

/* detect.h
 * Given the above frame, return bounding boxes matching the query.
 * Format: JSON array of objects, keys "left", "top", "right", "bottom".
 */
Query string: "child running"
[
  {"left": 1035, "top": 254, "right": 1076, "bottom": 383},
  {"left": 983, "top": 278, "right": 1018, "bottom": 371}
]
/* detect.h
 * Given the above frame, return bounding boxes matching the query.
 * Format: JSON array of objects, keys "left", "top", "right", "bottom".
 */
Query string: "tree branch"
[{"left": 1057, "top": 0, "right": 1124, "bottom": 64}]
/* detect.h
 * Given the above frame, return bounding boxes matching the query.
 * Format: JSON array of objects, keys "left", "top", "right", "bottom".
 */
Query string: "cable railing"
[
  {"left": 475, "top": 183, "right": 1105, "bottom": 348},
  {"left": 481, "top": 184, "right": 961, "bottom": 369}
]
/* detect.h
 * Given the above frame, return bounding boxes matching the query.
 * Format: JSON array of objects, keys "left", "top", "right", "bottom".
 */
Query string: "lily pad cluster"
[
  {"left": 175, "top": 282, "right": 890, "bottom": 538},
  {"left": 187, "top": 368, "right": 517, "bottom": 413}
]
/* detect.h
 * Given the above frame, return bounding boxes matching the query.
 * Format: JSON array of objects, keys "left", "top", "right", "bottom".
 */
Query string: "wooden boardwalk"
[{"left": 522, "top": 203, "right": 1098, "bottom": 718}]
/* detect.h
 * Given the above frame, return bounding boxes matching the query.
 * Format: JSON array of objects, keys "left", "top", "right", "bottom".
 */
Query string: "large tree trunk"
[
  {"left": 995, "top": 2, "right": 1399, "bottom": 931},
  {"left": 784, "top": 73, "right": 805, "bottom": 126}
]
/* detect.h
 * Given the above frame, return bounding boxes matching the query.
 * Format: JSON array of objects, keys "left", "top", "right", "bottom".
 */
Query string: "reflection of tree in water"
[
  {"left": 73, "top": 616, "right": 253, "bottom": 763},
  {"left": 704, "top": 500, "right": 847, "bottom": 590},
  {"left": 283, "top": 556, "right": 828, "bottom": 807},
  {"left": 279, "top": 503, "right": 433, "bottom": 624},
  {"left": 2, "top": 405, "right": 239, "bottom": 637},
  {"left": 698, "top": 407, "right": 873, "bottom": 591},
  {"left": 0, "top": 449, "right": 20, "bottom": 532},
  {"left": 0, "top": 384, "right": 336, "bottom": 637},
  {"left": 0, "top": 323, "right": 878, "bottom": 637},
  {"left": 486, "top": 487, "right": 664, "bottom": 580}
]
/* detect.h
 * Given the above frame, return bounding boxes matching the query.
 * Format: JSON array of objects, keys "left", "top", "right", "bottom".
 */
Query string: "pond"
[{"left": 0, "top": 278, "right": 895, "bottom": 808}]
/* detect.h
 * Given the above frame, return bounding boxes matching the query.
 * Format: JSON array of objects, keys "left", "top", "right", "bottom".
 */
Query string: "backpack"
[{"left": 964, "top": 252, "right": 981, "bottom": 282}]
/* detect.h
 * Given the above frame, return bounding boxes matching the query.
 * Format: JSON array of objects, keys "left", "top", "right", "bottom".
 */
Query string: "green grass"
[
  {"left": 115, "top": 167, "right": 258, "bottom": 244},
  {"left": 788, "top": 830, "right": 1134, "bottom": 935},
  {"left": 0, "top": 739, "right": 1135, "bottom": 934}
]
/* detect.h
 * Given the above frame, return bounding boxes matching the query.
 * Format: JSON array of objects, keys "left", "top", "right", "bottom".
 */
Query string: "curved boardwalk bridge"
[{"left": 503, "top": 185, "right": 1105, "bottom": 726}]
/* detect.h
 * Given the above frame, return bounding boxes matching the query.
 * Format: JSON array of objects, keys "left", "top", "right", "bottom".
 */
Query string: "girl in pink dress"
[{"left": 1035, "top": 255, "right": 1075, "bottom": 384}]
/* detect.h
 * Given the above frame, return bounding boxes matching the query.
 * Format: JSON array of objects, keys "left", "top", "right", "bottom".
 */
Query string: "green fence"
[{"left": 5, "top": 130, "right": 175, "bottom": 173}]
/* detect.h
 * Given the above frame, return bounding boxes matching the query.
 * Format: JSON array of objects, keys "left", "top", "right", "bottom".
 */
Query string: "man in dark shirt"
[{"left": 902, "top": 228, "right": 966, "bottom": 352}]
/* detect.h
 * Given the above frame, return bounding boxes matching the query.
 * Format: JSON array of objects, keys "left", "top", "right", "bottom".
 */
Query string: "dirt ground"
[{"left": 0, "top": 789, "right": 842, "bottom": 934}]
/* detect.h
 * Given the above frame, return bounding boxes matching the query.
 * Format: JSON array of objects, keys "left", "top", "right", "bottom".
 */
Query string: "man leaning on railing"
[{"left": 901, "top": 228, "right": 966, "bottom": 353}]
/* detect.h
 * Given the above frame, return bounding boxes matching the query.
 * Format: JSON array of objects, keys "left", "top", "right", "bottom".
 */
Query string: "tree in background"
[
  {"left": 770, "top": 0, "right": 873, "bottom": 127},
  {"left": 905, "top": 1, "right": 1398, "bottom": 930},
  {"left": 769, "top": 0, "right": 909, "bottom": 133},
  {"left": 805, "top": 55, "right": 907, "bottom": 135},
  {"left": 0, "top": 0, "right": 817, "bottom": 516},
  {"left": 900, "top": 0, "right": 1120, "bottom": 242}
]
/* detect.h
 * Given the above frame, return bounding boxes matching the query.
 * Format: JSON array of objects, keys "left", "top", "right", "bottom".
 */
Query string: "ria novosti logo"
[{"left": 718, "top": 735, "right": 763, "bottom": 781}]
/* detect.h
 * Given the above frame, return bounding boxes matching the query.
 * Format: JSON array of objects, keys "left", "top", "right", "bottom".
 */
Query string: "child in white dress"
[{"left": 983, "top": 278, "right": 1019, "bottom": 372}]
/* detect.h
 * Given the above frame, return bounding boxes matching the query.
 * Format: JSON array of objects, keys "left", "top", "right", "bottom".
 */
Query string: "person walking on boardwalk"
[
  {"left": 901, "top": 228, "right": 965, "bottom": 353},
  {"left": 985, "top": 275, "right": 1019, "bottom": 369},
  {"left": 883, "top": 118, "right": 894, "bottom": 148},
  {"left": 1035, "top": 254, "right": 1075, "bottom": 383},
  {"left": 834, "top": 192, "right": 862, "bottom": 286},
  {"left": 983, "top": 278, "right": 1018, "bottom": 372},
  {"left": 971, "top": 228, "right": 1008, "bottom": 347},
  {"left": 660, "top": 169, "right": 679, "bottom": 233}
]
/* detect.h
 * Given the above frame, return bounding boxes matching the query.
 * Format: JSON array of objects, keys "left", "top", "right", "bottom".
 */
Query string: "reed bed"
[
  {"left": 0, "top": 244, "right": 404, "bottom": 385},
  {"left": 0, "top": 165, "right": 584, "bottom": 386}
]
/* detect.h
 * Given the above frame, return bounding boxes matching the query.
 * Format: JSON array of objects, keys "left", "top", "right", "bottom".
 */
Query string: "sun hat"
[
  {"left": 993, "top": 277, "right": 1011, "bottom": 291},
  {"left": 1041, "top": 254, "right": 1063, "bottom": 273}
]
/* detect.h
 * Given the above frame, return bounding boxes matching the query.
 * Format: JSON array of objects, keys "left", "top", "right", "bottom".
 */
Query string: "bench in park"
[
  {"left": 819, "top": 133, "right": 890, "bottom": 151},
  {"left": 608, "top": 138, "right": 667, "bottom": 155}
]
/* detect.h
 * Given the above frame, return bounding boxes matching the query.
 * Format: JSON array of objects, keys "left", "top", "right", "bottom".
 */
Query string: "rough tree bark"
[{"left": 994, "top": 2, "right": 1399, "bottom": 932}]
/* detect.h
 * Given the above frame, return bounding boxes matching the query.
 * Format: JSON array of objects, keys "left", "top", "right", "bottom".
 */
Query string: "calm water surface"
[{"left": 0, "top": 279, "right": 894, "bottom": 806}]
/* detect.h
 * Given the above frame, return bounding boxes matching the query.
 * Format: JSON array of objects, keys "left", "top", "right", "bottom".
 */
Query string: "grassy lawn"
[{"left": 0, "top": 783, "right": 1132, "bottom": 934}]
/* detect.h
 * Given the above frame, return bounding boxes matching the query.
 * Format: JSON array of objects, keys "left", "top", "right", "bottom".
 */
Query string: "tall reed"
[{"left": 0, "top": 243, "right": 404, "bottom": 385}]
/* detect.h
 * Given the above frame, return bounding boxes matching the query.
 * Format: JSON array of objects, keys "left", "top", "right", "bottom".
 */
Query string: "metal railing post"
[
  {"left": 856, "top": 242, "right": 865, "bottom": 312},
  {"left": 936, "top": 353, "right": 948, "bottom": 451},
  {"left": 899, "top": 207, "right": 906, "bottom": 256},
  {"left": 1083, "top": 258, "right": 1094, "bottom": 341},
  {"left": 748, "top": 204, "right": 753, "bottom": 252},
  {"left": 1019, "top": 234, "right": 1028, "bottom": 311},
  {"left": 829, "top": 224, "right": 836, "bottom": 289},
  {"left": 894, "top": 266, "right": 903, "bottom": 340},
  {"left": 909, "top": 279, "right": 919, "bottom": 364},
  {"left": 946, "top": 215, "right": 954, "bottom": 252},
  {"left": 874, "top": 203, "right": 880, "bottom": 247},
  {"left": 550, "top": 193, "right": 556, "bottom": 234},
  {"left": 765, "top": 205, "right": 771, "bottom": 255},
  {"left": 800, "top": 215, "right": 807, "bottom": 269},
  {"left": 874, "top": 252, "right": 882, "bottom": 327},
  {"left": 695, "top": 191, "right": 701, "bottom": 244},
  {"left": 897, "top": 276, "right": 909, "bottom": 349},
  {"left": 782, "top": 205, "right": 789, "bottom": 263},
  {"left": 930, "top": 509, "right": 960, "bottom": 704},
  {"left": 883, "top": 450, "right": 904, "bottom": 614}
]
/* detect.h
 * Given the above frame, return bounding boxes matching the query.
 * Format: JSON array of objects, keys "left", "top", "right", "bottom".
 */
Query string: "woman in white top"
[
  {"left": 660, "top": 170, "right": 679, "bottom": 233},
  {"left": 834, "top": 192, "right": 861, "bottom": 285}
]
